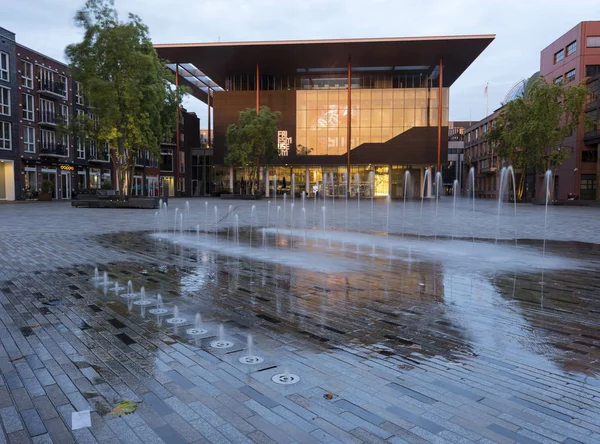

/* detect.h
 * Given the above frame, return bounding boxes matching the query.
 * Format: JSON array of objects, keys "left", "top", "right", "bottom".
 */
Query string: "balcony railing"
[
  {"left": 88, "top": 150, "right": 110, "bottom": 162},
  {"left": 584, "top": 129, "right": 600, "bottom": 142},
  {"left": 38, "top": 80, "right": 67, "bottom": 98},
  {"left": 39, "top": 143, "right": 68, "bottom": 156},
  {"left": 39, "top": 110, "right": 66, "bottom": 125}
]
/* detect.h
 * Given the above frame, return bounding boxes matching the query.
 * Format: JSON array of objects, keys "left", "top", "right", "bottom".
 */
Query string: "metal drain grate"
[
  {"left": 271, "top": 373, "right": 300, "bottom": 385},
  {"left": 186, "top": 328, "right": 208, "bottom": 335},
  {"left": 239, "top": 356, "right": 264, "bottom": 365},
  {"left": 210, "top": 340, "right": 234, "bottom": 349}
]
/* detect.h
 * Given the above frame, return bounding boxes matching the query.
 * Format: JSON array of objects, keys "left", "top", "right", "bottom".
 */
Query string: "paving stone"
[
  {"left": 188, "top": 417, "right": 231, "bottom": 443},
  {"left": 31, "top": 434, "right": 54, "bottom": 444},
  {"left": 10, "top": 388, "right": 33, "bottom": 412},
  {"left": 6, "top": 430, "right": 30, "bottom": 444},
  {"left": 0, "top": 406, "right": 24, "bottom": 433},
  {"left": 335, "top": 399, "right": 386, "bottom": 425},
  {"left": 21, "top": 408, "right": 47, "bottom": 437},
  {"left": 44, "top": 417, "right": 75, "bottom": 444},
  {"left": 140, "top": 392, "right": 174, "bottom": 417},
  {"left": 239, "top": 385, "right": 279, "bottom": 409}
]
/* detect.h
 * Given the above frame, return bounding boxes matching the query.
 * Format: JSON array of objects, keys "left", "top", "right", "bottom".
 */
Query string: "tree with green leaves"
[
  {"left": 65, "top": 0, "right": 185, "bottom": 197},
  {"left": 488, "top": 76, "right": 591, "bottom": 200},
  {"left": 225, "top": 106, "right": 281, "bottom": 194}
]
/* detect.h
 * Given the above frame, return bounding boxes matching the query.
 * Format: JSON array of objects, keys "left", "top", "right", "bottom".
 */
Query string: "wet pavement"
[{"left": 1, "top": 198, "right": 600, "bottom": 443}]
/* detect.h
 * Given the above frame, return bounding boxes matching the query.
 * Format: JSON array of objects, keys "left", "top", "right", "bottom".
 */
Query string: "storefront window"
[
  {"left": 89, "top": 168, "right": 100, "bottom": 189},
  {"left": 147, "top": 176, "right": 159, "bottom": 196},
  {"left": 296, "top": 87, "right": 449, "bottom": 155},
  {"left": 77, "top": 172, "right": 86, "bottom": 190},
  {"left": 24, "top": 169, "right": 37, "bottom": 191}
]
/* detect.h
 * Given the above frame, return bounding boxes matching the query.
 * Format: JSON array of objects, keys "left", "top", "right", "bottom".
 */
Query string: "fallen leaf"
[
  {"left": 29, "top": 323, "right": 39, "bottom": 328},
  {"left": 323, "top": 393, "right": 335, "bottom": 400},
  {"left": 109, "top": 400, "right": 138, "bottom": 416}
]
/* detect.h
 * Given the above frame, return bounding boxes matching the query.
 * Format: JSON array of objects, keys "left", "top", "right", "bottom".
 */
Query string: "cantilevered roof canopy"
[{"left": 155, "top": 35, "right": 495, "bottom": 104}]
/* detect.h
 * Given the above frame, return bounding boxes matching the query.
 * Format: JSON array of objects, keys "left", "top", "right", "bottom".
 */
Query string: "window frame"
[
  {"left": 0, "top": 121, "right": 11, "bottom": 150},
  {"left": 566, "top": 40, "right": 577, "bottom": 56},
  {"left": 24, "top": 126, "right": 35, "bottom": 153},
  {"left": 21, "top": 61, "right": 33, "bottom": 89},
  {"left": 554, "top": 76, "right": 563, "bottom": 85},
  {"left": 0, "top": 86, "right": 10, "bottom": 116},
  {"left": 566, "top": 69, "right": 576, "bottom": 83},
  {"left": 76, "top": 138, "right": 85, "bottom": 159},
  {"left": 587, "top": 36, "right": 600, "bottom": 48},
  {"left": 554, "top": 48, "right": 565, "bottom": 64},
  {"left": 22, "top": 93, "right": 34, "bottom": 121},
  {"left": 0, "top": 51, "right": 8, "bottom": 81},
  {"left": 75, "top": 81, "right": 84, "bottom": 105},
  {"left": 60, "top": 104, "right": 69, "bottom": 126}
]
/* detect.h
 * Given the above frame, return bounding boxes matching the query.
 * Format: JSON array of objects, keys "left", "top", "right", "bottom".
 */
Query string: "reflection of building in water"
[
  {"left": 155, "top": 35, "right": 493, "bottom": 199},
  {"left": 491, "top": 260, "right": 600, "bottom": 377}
]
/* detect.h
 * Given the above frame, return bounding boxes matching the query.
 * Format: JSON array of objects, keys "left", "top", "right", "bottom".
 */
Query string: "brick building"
[
  {"left": 0, "top": 26, "right": 201, "bottom": 201},
  {"left": 540, "top": 21, "right": 600, "bottom": 200}
]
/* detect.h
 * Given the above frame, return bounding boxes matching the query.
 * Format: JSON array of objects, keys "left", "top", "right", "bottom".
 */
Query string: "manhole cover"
[
  {"left": 166, "top": 317, "right": 187, "bottom": 325},
  {"left": 120, "top": 293, "right": 138, "bottom": 300},
  {"left": 271, "top": 373, "right": 300, "bottom": 385},
  {"left": 239, "top": 356, "right": 264, "bottom": 365},
  {"left": 133, "top": 300, "right": 152, "bottom": 306},
  {"left": 210, "top": 340, "right": 234, "bottom": 349},
  {"left": 186, "top": 328, "right": 208, "bottom": 335},
  {"left": 149, "top": 308, "right": 169, "bottom": 315}
]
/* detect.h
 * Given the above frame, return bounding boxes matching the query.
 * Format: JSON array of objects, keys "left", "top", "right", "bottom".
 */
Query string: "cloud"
[{"left": 2, "top": 0, "right": 595, "bottom": 122}]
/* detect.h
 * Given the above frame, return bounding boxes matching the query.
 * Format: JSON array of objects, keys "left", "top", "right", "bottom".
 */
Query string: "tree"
[
  {"left": 488, "top": 76, "right": 591, "bottom": 199},
  {"left": 65, "top": 0, "right": 184, "bottom": 197},
  {"left": 225, "top": 106, "right": 281, "bottom": 194}
]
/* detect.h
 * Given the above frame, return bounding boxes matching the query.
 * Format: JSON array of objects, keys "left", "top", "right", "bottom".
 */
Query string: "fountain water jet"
[
  {"left": 211, "top": 324, "right": 234, "bottom": 348},
  {"left": 134, "top": 286, "right": 152, "bottom": 306},
  {"left": 149, "top": 294, "right": 169, "bottom": 315},
  {"left": 418, "top": 168, "right": 431, "bottom": 241},
  {"left": 239, "top": 334, "right": 265, "bottom": 364},
  {"left": 187, "top": 313, "right": 208, "bottom": 335},
  {"left": 166, "top": 305, "right": 187, "bottom": 324}
]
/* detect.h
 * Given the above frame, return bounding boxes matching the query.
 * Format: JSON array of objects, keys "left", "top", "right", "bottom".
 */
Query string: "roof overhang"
[{"left": 155, "top": 35, "right": 495, "bottom": 104}]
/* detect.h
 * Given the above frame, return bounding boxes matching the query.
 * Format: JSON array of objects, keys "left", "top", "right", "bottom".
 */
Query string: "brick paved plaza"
[{"left": 1, "top": 198, "right": 600, "bottom": 444}]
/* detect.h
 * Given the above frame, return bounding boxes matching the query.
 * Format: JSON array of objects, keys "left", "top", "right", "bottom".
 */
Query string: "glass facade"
[
  {"left": 222, "top": 165, "right": 427, "bottom": 198},
  {"left": 296, "top": 88, "right": 448, "bottom": 155}
]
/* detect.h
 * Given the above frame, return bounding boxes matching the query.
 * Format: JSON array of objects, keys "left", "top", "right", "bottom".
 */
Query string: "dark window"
[
  {"left": 566, "top": 41, "right": 577, "bottom": 56},
  {"left": 554, "top": 49, "right": 565, "bottom": 63},
  {"left": 580, "top": 174, "right": 597, "bottom": 200},
  {"left": 566, "top": 69, "right": 576, "bottom": 83},
  {"left": 582, "top": 150, "right": 598, "bottom": 162},
  {"left": 160, "top": 149, "right": 173, "bottom": 171},
  {"left": 586, "top": 65, "right": 600, "bottom": 77}
]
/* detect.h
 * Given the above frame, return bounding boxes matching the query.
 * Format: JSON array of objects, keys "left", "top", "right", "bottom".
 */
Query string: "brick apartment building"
[
  {"left": 540, "top": 21, "right": 600, "bottom": 200},
  {"left": 464, "top": 21, "right": 600, "bottom": 201},
  {"left": 0, "top": 26, "right": 202, "bottom": 201}
]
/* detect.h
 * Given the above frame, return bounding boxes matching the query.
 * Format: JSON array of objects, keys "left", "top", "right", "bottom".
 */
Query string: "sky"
[{"left": 2, "top": 0, "right": 598, "bottom": 127}]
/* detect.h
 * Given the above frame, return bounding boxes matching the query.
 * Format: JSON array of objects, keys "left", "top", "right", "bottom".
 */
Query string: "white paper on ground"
[{"left": 71, "top": 410, "right": 92, "bottom": 430}]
